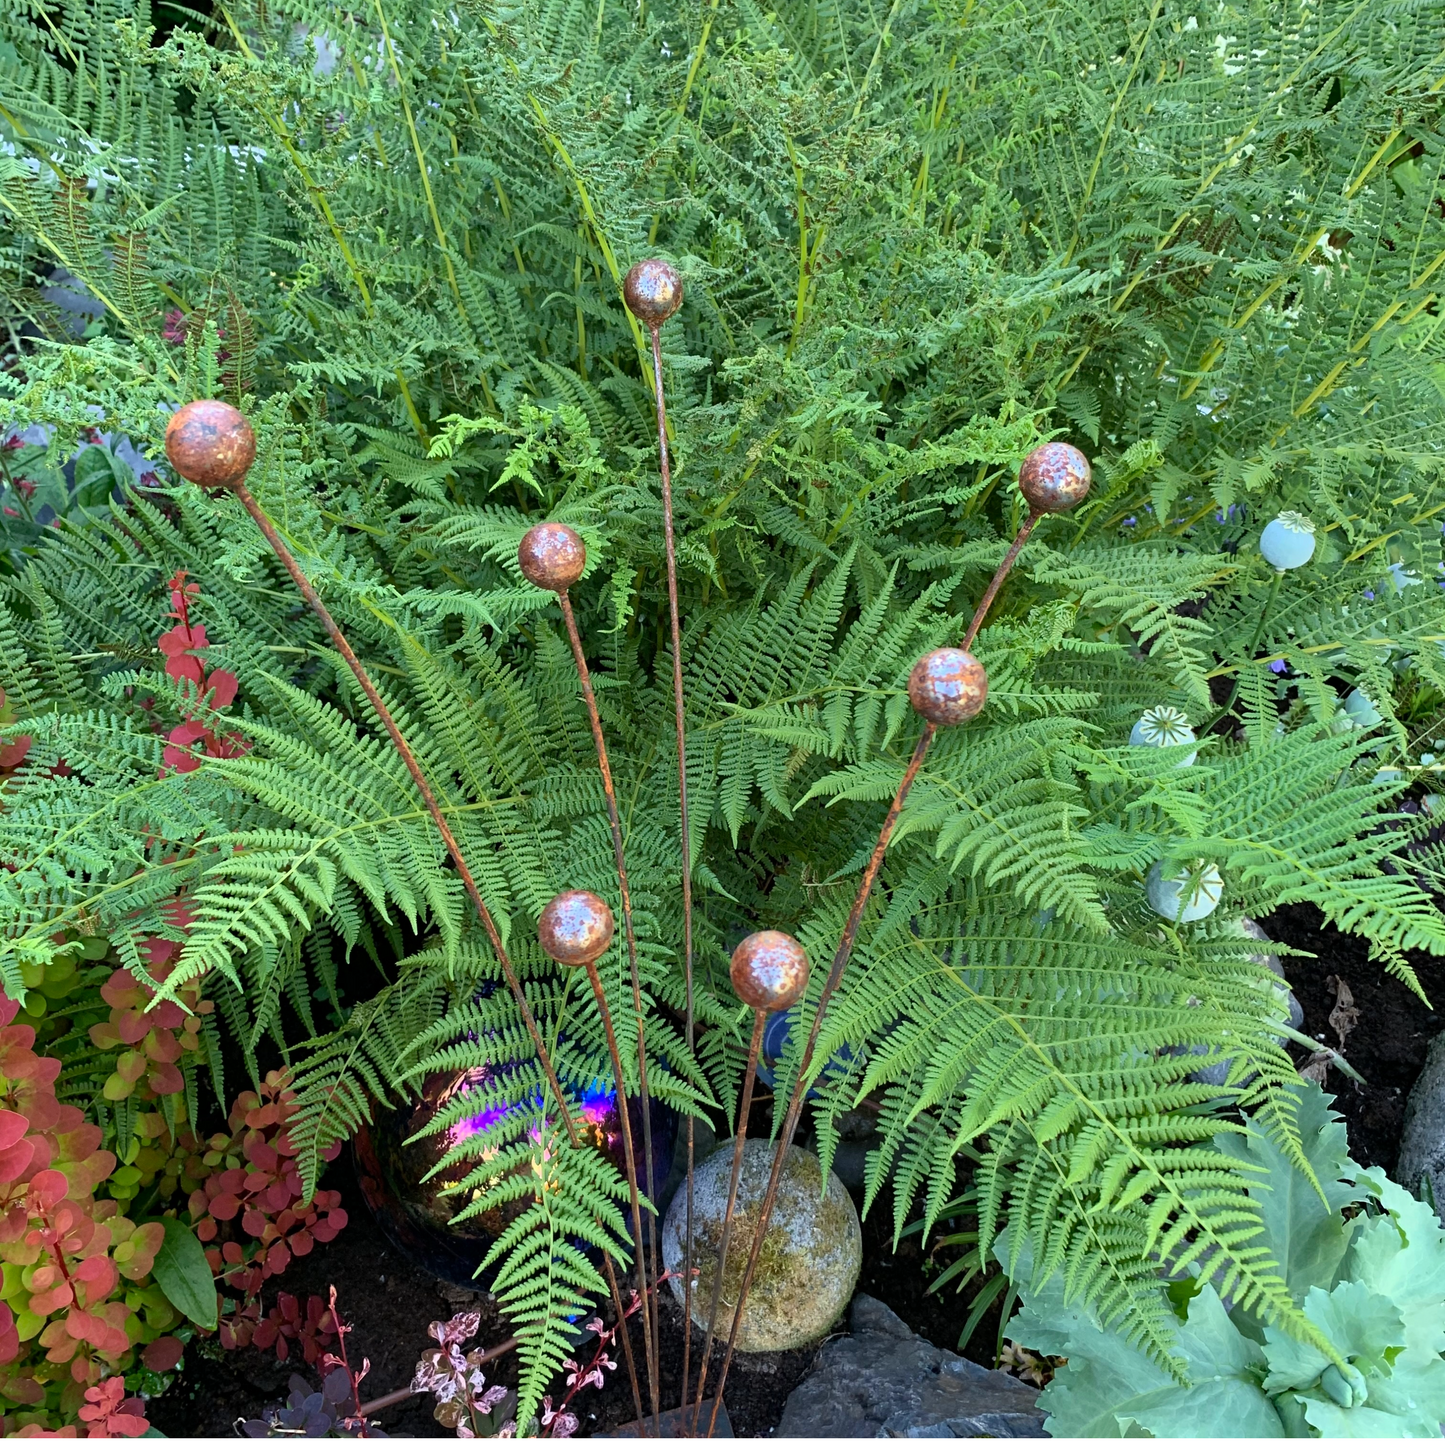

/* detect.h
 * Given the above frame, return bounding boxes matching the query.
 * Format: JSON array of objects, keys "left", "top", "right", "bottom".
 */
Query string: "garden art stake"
[
  {"left": 623, "top": 259, "right": 698, "bottom": 1422},
  {"left": 161, "top": 399, "right": 651, "bottom": 1432},
  {"left": 703, "top": 437, "right": 1092, "bottom": 1436},
  {"left": 688, "top": 931, "right": 809, "bottom": 1431},
  {"left": 163, "top": 262, "right": 1090, "bottom": 1437}
]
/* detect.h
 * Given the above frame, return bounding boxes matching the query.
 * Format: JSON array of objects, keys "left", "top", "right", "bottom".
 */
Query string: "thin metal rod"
[
  {"left": 649, "top": 319, "right": 695, "bottom": 1420},
  {"left": 962, "top": 512, "right": 1038, "bottom": 651},
  {"left": 228, "top": 481, "right": 647, "bottom": 1430},
  {"left": 557, "top": 590, "right": 662, "bottom": 1430},
  {"left": 583, "top": 955, "right": 658, "bottom": 1429},
  {"left": 708, "top": 511, "right": 1046, "bottom": 1434},
  {"left": 690, "top": 1011, "right": 764, "bottom": 1431}
]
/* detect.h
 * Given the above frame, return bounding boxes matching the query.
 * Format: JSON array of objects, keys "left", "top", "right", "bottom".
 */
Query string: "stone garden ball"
[{"left": 663, "top": 1141, "right": 861, "bottom": 1352}]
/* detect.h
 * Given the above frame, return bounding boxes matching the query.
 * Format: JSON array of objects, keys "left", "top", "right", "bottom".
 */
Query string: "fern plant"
[{"left": 2, "top": 0, "right": 1445, "bottom": 1424}]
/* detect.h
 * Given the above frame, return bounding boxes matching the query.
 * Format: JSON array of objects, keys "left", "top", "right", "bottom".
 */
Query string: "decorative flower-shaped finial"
[
  {"left": 538, "top": 890, "right": 615, "bottom": 966},
  {"left": 730, "top": 931, "right": 810, "bottom": 1013},
  {"left": 519, "top": 523, "right": 587, "bottom": 592},
  {"left": 1129, "top": 706, "right": 1198, "bottom": 766},
  {"left": 907, "top": 648, "right": 988, "bottom": 726},
  {"left": 1259, "top": 511, "right": 1316, "bottom": 570},
  {"left": 164, "top": 399, "right": 256, "bottom": 489}
]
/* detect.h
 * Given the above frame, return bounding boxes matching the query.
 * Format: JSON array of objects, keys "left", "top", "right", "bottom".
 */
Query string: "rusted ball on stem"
[
  {"left": 622, "top": 260, "right": 683, "bottom": 327},
  {"left": 164, "top": 399, "right": 256, "bottom": 490},
  {"left": 538, "top": 890, "right": 615, "bottom": 967},
  {"left": 518, "top": 523, "right": 587, "bottom": 593},
  {"left": 731, "top": 931, "right": 810, "bottom": 1014},
  {"left": 1018, "top": 441, "right": 1091, "bottom": 514},
  {"left": 908, "top": 648, "right": 988, "bottom": 726}
]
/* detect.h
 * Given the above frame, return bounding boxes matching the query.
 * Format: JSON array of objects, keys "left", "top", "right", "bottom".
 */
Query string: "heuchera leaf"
[
  {"left": 1011, "top": 1276, "right": 1284, "bottom": 1438},
  {"left": 152, "top": 1218, "right": 218, "bottom": 1330},
  {"left": 1215, "top": 1081, "right": 1366, "bottom": 1297},
  {"left": 1011, "top": 1088, "right": 1445, "bottom": 1438}
]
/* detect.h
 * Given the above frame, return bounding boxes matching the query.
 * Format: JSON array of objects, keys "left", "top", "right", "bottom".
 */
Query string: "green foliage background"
[{"left": 3, "top": 0, "right": 1445, "bottom": 1419}]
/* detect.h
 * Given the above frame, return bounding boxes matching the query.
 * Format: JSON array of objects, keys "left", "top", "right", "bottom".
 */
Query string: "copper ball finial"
[
  {"left": 164, "top": 399, "right": 256, "bottom": 490},
  {"left": 1018, "top": 442, "right": 1091, "bottom": 514},
  {"left": 622, "top": 259, "right": 683, "bottom": 327},
  {"left": 908, "top": 648, "right": 988, "bottom": 727},
  {"left": 730, "top": 931, "right": 810, "bottom": 1013},
  {"left": 538, "top": 889, "right": 615, "bottom": 967},
  {"left": 518, "top": 523, "right": 587, "bottom": 593}
]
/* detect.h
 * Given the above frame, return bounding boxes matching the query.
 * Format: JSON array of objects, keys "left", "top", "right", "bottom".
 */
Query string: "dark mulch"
[
  {"left": 145, "top": 1161, "right": 821, "bottom": 1439},
  {"left": 1265, "top": 901, "right": 1445, "bottom": 1173},
  {"left": 145, "top": 1164, "right": 490, "bottom": 1439}
]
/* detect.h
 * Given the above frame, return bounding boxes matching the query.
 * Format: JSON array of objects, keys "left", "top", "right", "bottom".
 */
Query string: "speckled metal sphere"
[
  {"left": 907, "top": 648, "right": 988, "bottom": 727},
  {"left": 355, "top": 1062, "right": 676, "bottom": 1290},
  {"left": 164, "top": 399, "right": 256, "bottom": 489},
  {"left": 622, "top": 259, "right": 683, "bottom": 327},
  {"left": 731, "top": 931, "right": 810, "bottom": 1014},
  {"left": 538, "top": 890, "right": 615, "bottom": 966},
  {"left": 518, "top": 522, "right": 586, "bottom": 592},
  {"left": 1018, "top": 442, "right": 1091, "bottom": 514}
]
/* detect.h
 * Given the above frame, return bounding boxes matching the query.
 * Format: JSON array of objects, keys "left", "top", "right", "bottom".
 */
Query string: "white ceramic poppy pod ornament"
[
  {"left": 1146, "top": 860, "right": 1224, "bottom": 923},
  {"left": 1259, "top": 512, "right": 1316, "bottom": 571},
  {"left": 1129, "top": 706, "right": 1198, "bottom": 767}
]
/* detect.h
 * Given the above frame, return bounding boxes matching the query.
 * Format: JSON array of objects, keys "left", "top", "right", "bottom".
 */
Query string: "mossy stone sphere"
[{"left": 663, "top": 1140, "right": 860, "bottom": 1353}]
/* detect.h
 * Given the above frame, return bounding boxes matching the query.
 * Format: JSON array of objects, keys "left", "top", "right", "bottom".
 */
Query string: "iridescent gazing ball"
[
  {"left": 731, "top": 931, "right": 810, "bottom": 1013},
  {"left": 538, "top": 890, "right": 615, "bottom": 967},
  {"left": 518, "top": 522, "right": 586, "bottom": 592},
  {"left": 907, "top": 648, "right": 988, "bottom": 727},
  {"left": 164, "top": 399, "right": 256, "bottom": 489},
  {"left": 355, "top": 1063, "right": 676, "bottom": 1290},
  {"left": 1018, "top": 441, "right": 1091, "bottom": 514},
  {"left": 622, "top": 259, "right": 683, "bottom": 327}
]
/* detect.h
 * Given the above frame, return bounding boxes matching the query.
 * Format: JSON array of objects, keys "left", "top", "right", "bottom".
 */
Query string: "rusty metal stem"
[
  {"left": 583, "top": 956, "right": 658, "bottom": 1429},
  {"left": 229, "top": 481, "right": 647, "bottom": 1430},
  {"left": 961, "top": 512, "right": 1038, "bottom": 652},
  {"left": 690, "top": 1011, "right": 764, "bottom": 1431},
  {"left": 708, "top": 511, "right": 1044, "bottom": 1434},
  {"left": 557, "top": 590, "right": 662, "bottom": 1429},
  {"left": 648, "top": 319, "right": 696, "bottom": 1420}
]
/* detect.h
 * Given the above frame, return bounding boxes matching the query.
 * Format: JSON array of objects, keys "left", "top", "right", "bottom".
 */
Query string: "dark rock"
[
  {"left": 1398, "top": 1032, "right": 1445, "bottom": 1216},
  {"left": 776, "top": 1294, "right": 1047, "bottom": 1438}
]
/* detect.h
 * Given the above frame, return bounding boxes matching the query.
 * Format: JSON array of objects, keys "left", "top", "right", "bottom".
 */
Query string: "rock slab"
[
  {"left": 776, "top": 1294, "right": 1047, "bottom": 1438},
  {"left": 1398, "top": 1032, "right": 1445, "bottom": 1219}
]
